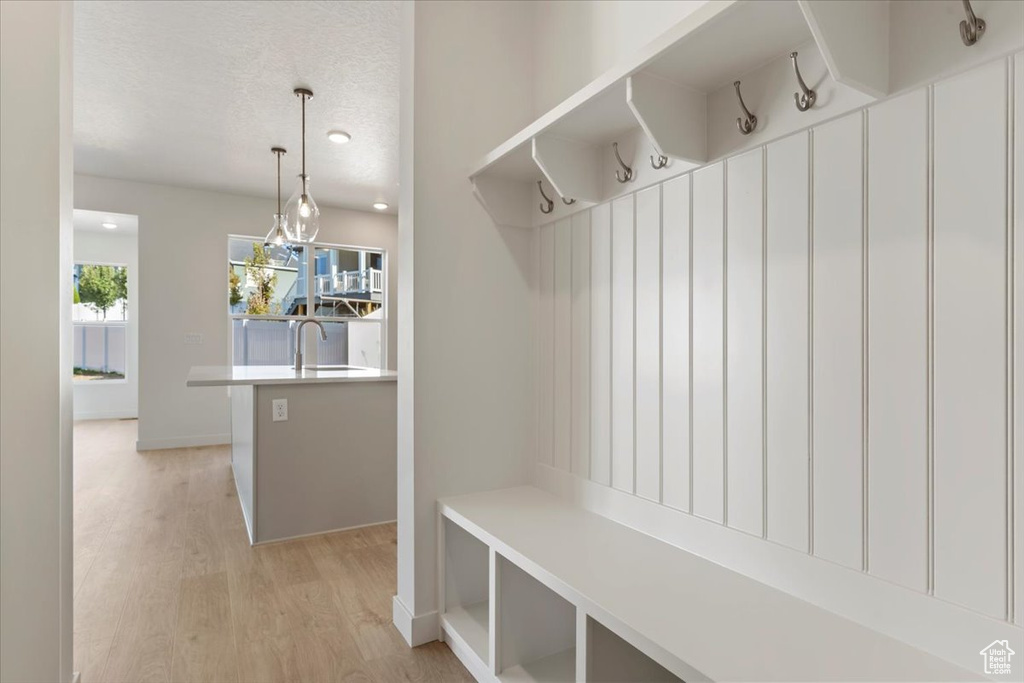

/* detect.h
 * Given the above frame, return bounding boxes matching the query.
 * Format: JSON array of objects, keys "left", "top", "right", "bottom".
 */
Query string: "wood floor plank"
[
  {"left": 73, "top": 419, "right": 469, "bottom": 683},
  {"left": 171, "top": 572, "right": 238, "bottom": 683},
  {"left": 100, "top": 557, "right": 183, "bottom": 683}
]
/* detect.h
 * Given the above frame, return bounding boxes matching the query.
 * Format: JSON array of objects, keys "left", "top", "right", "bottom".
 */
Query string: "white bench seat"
[{"left": 438, "top": 486, "right": 978, "bottom": 682}]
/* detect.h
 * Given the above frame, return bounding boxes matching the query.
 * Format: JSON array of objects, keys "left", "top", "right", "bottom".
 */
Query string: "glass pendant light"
[
  {"left": 264, "top": 146, "right": 288, "bottom": 246},
  {"left": 284, "top": 87, "right": 320, "bottom": 243}
]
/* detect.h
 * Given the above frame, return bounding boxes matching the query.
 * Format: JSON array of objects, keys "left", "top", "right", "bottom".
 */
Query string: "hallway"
[{"left": 72, "top": 420, "right": 469, "bottom": 682}]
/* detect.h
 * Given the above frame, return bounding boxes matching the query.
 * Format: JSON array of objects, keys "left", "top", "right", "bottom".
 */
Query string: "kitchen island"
[{"left": 187, "top": 365, "right": 397, "bottom": 544}]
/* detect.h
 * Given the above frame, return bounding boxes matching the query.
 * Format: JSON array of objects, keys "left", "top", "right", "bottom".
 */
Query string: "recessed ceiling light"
[
  {"left": 102, "top": 222, "right": 117, "bottom": 229},
  {"left": 327, "top": 130, "right": 351, "bottom": 144},
  {"left": 372, "top": 202, "right": 388, "bottom": 211}
]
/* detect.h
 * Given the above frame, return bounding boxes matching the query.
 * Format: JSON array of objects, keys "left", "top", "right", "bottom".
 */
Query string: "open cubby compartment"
[
  {"left": 470, "top": 0, "right": 1024, "bottom": 229},
  {"left": 584, "top": 617, "right": 682, "bottom": 683},
  {"left": 496, "top": 554, "right": 576, "bottom": 682},
  {"left": 440, "top": 516, "right": 491, "bottom": 667}
]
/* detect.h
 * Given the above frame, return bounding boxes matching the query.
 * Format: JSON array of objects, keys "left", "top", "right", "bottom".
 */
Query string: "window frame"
[{"left": 227, "top": 235, "right": 388, "bottom": 370}]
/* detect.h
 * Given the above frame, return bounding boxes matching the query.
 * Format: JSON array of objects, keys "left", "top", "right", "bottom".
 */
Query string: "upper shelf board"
[
  {"left": 468, "top": 0, "right": 743, "bottom": 182},
  {"left": 644, "top": 0, "right": 812, "bottom": 91}
]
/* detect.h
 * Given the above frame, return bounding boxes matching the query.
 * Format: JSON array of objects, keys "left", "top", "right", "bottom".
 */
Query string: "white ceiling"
[
  {"left": 74, "top": 1, "right": 400, "bottom": 213},
  {"left": 74, "top": 209, "right": 139, "bottom": 235}
]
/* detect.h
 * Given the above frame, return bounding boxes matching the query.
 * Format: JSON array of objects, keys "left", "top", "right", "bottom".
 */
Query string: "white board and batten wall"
[{"left": 534, "top": 54, "right": 1024, "bottom": 673}]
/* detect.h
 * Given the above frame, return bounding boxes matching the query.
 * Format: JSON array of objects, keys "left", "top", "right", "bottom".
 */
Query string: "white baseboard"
[
  {"left": 73, "top": 409, "right": 137, "bottom": 421},
  {"left": 392, "top": 594, "right": 439, "bottom": 647},
  {"left": 135, "top": 433, "right": 231, "bottom": 451},
  {"left": 534, "top": 462, "right": 1022, "bottom": 677}
]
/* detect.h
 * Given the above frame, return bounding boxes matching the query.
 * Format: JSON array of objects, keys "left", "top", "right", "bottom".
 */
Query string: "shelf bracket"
[
  {"left": 532, "top": 134, "right": 602, "bottom": 203},
  {"left": 799, "top": 0, "right": 889, "bottom": 98},
  {"left": 626, "top": 72, "right": 707, "bottom": 165}
]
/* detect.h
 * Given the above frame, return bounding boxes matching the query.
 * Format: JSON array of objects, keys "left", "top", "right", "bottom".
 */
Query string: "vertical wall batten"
[
  {"left": 611, "top": 195, "right": 635, "bottom": 493},
  {"left": 1013, "top": 51, "right": 1023, "bottom": 627},
  {"left": 867, "top": 89, "right": 929, "bottom": 593},
  {"left": 590, "top": 204, "right": 612, "bottom": 487},
  {"left": 927, "top": 84, "right": 935, "bottom": 597},
  {"left": 539, "top": 224, "right": 554, "bottom": 468},
  {"left": 812, "top": 113, "right": 865, "bottom": 571},
  {"left": 553, "top": 219, "right": 572, "bottom": 472},
  {"left": 726, "top": 148, "right": 764, "bottom": 537},
  {"left": 635, "top": 186, "right": 662, "bottom": 502},
  {"left": 808, "top": 129, "right": 815, "bottom": 557},
  {"left": 662, "top": 175, "right": 691, "bottom": 511},
  {"left": 933, "top": 59, "right": 1008, "bottom": 620},
  {"left": 571, "top": 211, "right": 591, "bottom": 479},
  {"left": 691, "top": 163, "right": 726, "bottom": 523},
  {"left": 766, "top": 132, "right": 811, "bottom": 552},
  {"left": 862, "top": 111, "right": 870, "bottom": 574},
  {"left": 1008, "top": 54, "right": 1018, "bottom": 624},
  {"left": 762, "top": 146, "right": 769, "bottom": 540},
  {"left": 689, "top": 174, "right": 694, "bottom": 514},
  {"left": 723, "top": 159, "right": 729, "bottom": 528}
]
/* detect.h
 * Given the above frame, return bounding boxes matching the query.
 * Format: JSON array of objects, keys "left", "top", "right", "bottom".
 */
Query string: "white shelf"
[
  {"left": 442, "top": 601, "right": 490, "bottom": 665},
  {"left": 498, "top": 647, "right": 575, "bottom": 683},
  {"left": 469, "top": 0, "right": 1024, "bottom": 229},
  {"left": 439, "top": 486, "right": 977, "bottom": 682}
]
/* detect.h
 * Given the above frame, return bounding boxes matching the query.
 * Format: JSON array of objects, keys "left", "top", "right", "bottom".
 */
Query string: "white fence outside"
[
  {"left": 232, "top": 319, "right": 353, "bottom": 366},
  {"left": 73, "top": 323, "right": 127, "bottom": 374}
]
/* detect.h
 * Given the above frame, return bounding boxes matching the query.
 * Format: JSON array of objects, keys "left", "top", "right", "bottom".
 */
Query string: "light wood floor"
[{"left": 73, "top": 419, "right": 471, "bottom": 683}]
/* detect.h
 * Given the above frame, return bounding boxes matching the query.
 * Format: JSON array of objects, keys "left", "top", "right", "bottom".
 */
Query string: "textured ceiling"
[
  {"left": 74, "top": 0, "right": 400, "bottom": 213},
  {"left": 74, "top": 209, "right": 139, "bottom": 235}
]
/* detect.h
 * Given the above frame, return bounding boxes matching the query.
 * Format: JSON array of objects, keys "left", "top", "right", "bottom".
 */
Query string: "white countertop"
[{"left": 186, "top": 365, "right": 398, "bottom": 387}]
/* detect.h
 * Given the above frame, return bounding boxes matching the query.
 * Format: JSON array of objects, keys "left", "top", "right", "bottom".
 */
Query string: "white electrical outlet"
[
  {"left": 184, "top": 333, "right": 204, "bottom": 345},
  {"left": 271, "top": 399, "right": 288, "bottom": 422}
]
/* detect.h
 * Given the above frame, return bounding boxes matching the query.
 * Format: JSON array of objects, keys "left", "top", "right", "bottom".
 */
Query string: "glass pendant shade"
[
  {"left": 264, "top": 213, "right": 287, "bottom": 246},
  {"left": 284, "top": 174, "right": 320, "bottom": 242}
]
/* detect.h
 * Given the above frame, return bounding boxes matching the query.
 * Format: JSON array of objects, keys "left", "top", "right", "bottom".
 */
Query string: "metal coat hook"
[
  {"left": 562, "top": 196, "right": 576, "bottom": 206},
  {"left": 790, "top": 52, "right": 816, "bottom": 112},
  {"left": 613, "top": 142, "right": 634, "bottom": 183},
  {"left": 537, "top": 181, "right": 554, "bottom": 214},
  {"left": 734, "top": 81, "right": 757, "bottom": 135},
  {"left": 651, "top": 154, "right": 669, "bottom": 170},
  {"left": 959, "top": 0, "right": 985, "bottom": 46}
]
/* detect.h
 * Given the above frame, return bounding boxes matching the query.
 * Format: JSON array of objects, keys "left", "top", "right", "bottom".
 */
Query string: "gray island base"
[{"left": 187, "top": 365, "right": 397, "bottom": 544}]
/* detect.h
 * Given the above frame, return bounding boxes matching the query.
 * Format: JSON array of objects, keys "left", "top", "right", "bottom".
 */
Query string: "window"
[
  {"left": 228, "top": 237, "right": 386, "bottom": 369},
  {"left": 73, "top": 263, "right": 128, "bottom": 380}
]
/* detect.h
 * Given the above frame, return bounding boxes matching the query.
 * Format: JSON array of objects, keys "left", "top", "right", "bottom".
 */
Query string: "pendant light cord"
[
  {"left": 276, "top": 150, "right": 282, "bottom": 214},
  {"left": 301, "top": 94, "right": 306, "bottom": 178}
]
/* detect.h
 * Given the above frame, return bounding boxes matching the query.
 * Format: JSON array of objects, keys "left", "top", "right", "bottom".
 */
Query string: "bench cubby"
[
  {"left": 585, "top": 617, "right": 680, "bottom": 683},
  {"left": 496, "top": 553, "right": 576, "bottom": 681},
  {"left": 440, "top": 516, "right": 491, "bottom": 665}
]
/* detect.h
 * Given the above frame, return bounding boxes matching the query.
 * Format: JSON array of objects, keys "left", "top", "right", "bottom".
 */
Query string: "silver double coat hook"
[
  {"left": 790, "top": 52, "right": 816, "bottom": 112},
  {"left": 734, "top": 81, "right": 757, "bottom": 135},
  {"left": 959, "top": 0, "right": 985, "bottom": 46},
  {"left": 538, "top": 181, "right": 554, "bottom": 214},
  {"left": 613, "top": 142, "right": 634, "bottom": 183}
]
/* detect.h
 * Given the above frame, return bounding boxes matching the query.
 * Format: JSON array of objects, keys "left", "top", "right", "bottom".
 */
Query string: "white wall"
[
  {"left": 73, "top": 229, "right": 139, "bottom": 420},
  {"left": 534, "top": 55, "right": 1024, "bottom": 671},
  {"left": 74, "top": 175, "right": 398, "bottom": 450},
  {"left": 0, "top": 1, "right": 74, "bottom": 682},
  {"left": 395, "top": 0, "right": 536, "bottom": 645},
  {"left": 531, "top": 0, "right": 708, "bottom": 114}
]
